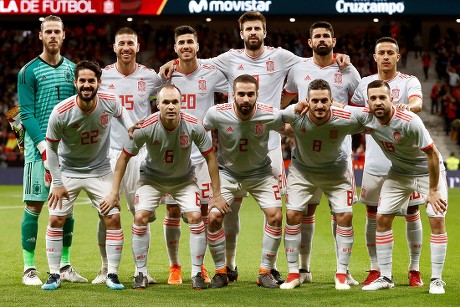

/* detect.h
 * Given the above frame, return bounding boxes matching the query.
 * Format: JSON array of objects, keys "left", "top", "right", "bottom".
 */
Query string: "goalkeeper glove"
[{"left": 6, "top": 106, "right": 25, "bottom": 152}]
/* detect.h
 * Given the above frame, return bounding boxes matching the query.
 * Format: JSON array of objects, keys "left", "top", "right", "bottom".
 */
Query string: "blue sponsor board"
[{"left": 162, "top": 0, "right": 460, "bottom": 16}]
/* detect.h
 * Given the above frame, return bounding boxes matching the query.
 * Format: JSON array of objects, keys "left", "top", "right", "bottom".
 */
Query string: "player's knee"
[
  {"left": 166, "top": 204, "right": 181, "bottom": 218},
  {"left": 286, "top": 209, "right": 302, "bottom": 225},
  {"left": 185, "top": 211, "right": 202, "bottom": 224},
  {"left": 266, "top": 210, "right": 283, "bottom": 227},
  {"left": 208, "top": 211, "right": 224, "bottom": 231},
  {"left": 49, "top": 215, "right": 66, "bottom": 228},
  {"left": 429, "top": 217, "right": 446, "bottom": 234},
  {"left": 407, "top": 205, "right": 419, "bottom": 214},
  {"left": 336, "top": 212, "right": 353, "bottom": 227},
  {"left": 26, "top": 201, "right": 44, "bottom": 213},
  {"left": 134, "top": 210, "right": 149, "bottom": 226},
  {"left": 105, "top": 213, "right": 122, "bottom": 229},
  {"left": 376, "top": 213, "right": 394, "bottom": 231},
  {"left": 366, "top": 205, "right": 378, "bottom": 213}
]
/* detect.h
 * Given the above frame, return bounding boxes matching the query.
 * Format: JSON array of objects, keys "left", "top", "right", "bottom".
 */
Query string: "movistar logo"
[
  {"left": 335, "top": 0, "right": 404, "bottom": 15},
  {"left": 189, "top": 0, "right": 272, "bottom": 13}
]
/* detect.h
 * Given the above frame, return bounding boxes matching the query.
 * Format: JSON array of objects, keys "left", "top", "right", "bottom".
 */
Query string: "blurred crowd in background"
[{"left": 1, "top": 18, "right": 460, "bottom": 167}]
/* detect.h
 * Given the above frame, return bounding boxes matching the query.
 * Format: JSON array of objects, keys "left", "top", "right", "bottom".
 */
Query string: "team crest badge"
[
  {"left": 100, "top": 113, "right": 109, "bottom": 127},
  {"left": 180, "top": 135, "right": 189, "bottom": 147},
  {"left": 334, "top": 73, "right": 343, "bottom": 84},
  {"left": 266, "top": 59, "right": 275, "bottom": 72},
  {"left": 64, "top": 69, "right": 73, "bottom": 82},
  {"left": 198, "top": 79, "right": 207, "bottom": 91},
  {"left": 138, "top": 80, "right": 146, "bottom": 92},
  {"left": 393, "top": 131, "right": 403, "bottom": 142},
  {"left": 300, "top": 127, "right": 307, "bottom": 133},
  {"left": 392, "top": 88, "right": 400, "bottom": 100},
  {"left": 255, "top": 123, "right": 264, "bottom": 135},
  {"left": 329, "top": 129, "right": 339, "bottom": 140}
]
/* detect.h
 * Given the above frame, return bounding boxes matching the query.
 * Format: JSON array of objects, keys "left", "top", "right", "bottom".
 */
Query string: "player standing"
[
  {"left": 14, "top": 15, "right": 85, "bottom": 286},
  {"left": 92, "top": 27, "right": 162, "bottom": 285},
  {"left": 281, "top": 21, "right": 361, "bottom": 285},
  {"left": 42, "top": 60, "right": 133, "bottom": 290},
  {"left": 102, "top": 84, "right": 225, "bottom": 290},
  {"left": 161, "top": 25, "right": 228, "bottom": 285},
  {"left": 351, "top": 37, "right": 425, "bottom": 286},
  {"left": 280, "top": 79, "right": 363, "bottom": 290},
  {"left": 203, "top": 74, "right": 286, "bottom": 288},
  {"left": 359, "top": 80, "right": 447, "bottom": 294}
]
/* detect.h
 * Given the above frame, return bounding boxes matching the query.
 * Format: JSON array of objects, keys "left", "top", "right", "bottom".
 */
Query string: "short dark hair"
[
  {"left": 233, "top": 74, "right": 259, "bottom": 92},
  {"left": 40, "top": 15, "right": 64, "bottom": 31},
  {"left": 367, "top": 79, "right": 391, "bottom": 95},
  {"left": 174, "top": 25, "right": 198, "bottom": 41},
  {"left": 157, "top": 84, "right": 182, "bottom": 101},
  {"left": 115, "top": 27, "right": 138, "bottom": 38},
  {"left": 308, "top": 79, "right": 331, "bottom": 97},
  {"left": 375, "top": 37, "right": 399, "bottom": 53},
  {"left": 309, "top": 21, "right": 334, "bottom": 38},
  {"left": 238, "top": 11, "right": 266, "bottom": 31},
  {"left": 74, "top": 60, "right": 102, "bottom": 80}
]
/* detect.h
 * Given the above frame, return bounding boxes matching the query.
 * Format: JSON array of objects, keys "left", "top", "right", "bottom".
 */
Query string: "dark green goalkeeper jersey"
[{"left": 18, "top": 56, "right": 76, "bottom": 162}]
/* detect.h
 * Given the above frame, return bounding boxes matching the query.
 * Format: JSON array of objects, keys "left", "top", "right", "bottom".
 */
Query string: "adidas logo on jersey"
[
  {"left": 71, "top": 123, "right": 79, "bottom": 129},
  {"left": 153, "top": 140, "right": 161, "bottom": 145},
  {"left": 237, "top": 64, "right": 244, "bottom": 70},
  {"left": 226, "top": 126, "right": 234, "bottom": 133},
  {"left": 304, "top": 75, "right": 311, "bottom": 80},
  {"left": 108, "top": 84, "right": 115, "bottom": 89}
]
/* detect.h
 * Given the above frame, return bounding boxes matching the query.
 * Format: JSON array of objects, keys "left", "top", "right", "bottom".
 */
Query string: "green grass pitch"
[{"left": 0, "top": 185, "right": 458, "bottom": 306}]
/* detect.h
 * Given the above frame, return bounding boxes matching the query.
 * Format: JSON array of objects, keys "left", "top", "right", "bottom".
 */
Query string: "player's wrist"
[{"left": 37, "top": 140, "right": 46, "bottom": 155}]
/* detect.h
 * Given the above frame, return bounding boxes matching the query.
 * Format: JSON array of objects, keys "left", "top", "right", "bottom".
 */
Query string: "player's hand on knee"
[
  {"left": 48, "top": 186, "right": 69, "bottom": 210},
  {"left": 427, "top": 191, "right": 447, "bottom": 214},
  {"left": 100, "top": 192, "right": 120, "bottom": 215},
  {"left": 209, "top": 195, "right": 230, "bottom": 214}
]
